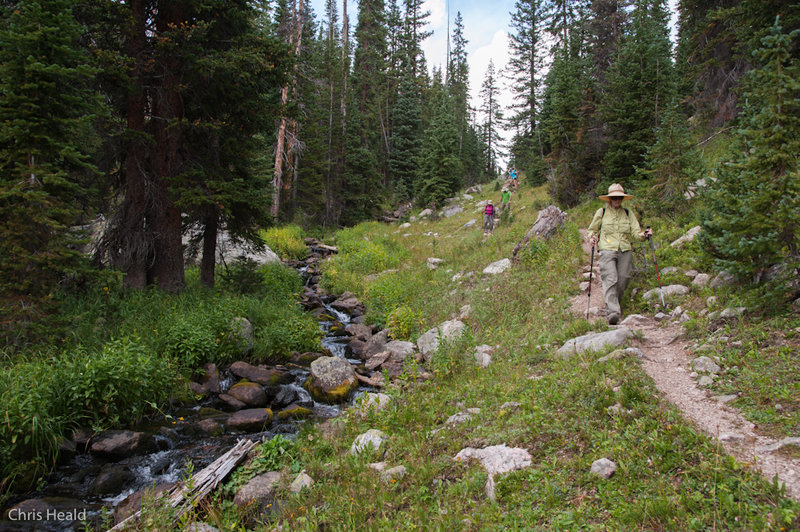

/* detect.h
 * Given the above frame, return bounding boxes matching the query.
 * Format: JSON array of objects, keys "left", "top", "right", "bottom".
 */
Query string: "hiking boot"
[{"left": 608, "top": 313, "right": 620, "bottom": 325}]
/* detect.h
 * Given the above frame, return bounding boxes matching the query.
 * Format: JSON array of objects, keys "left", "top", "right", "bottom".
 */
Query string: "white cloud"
[{"left": 423, "top": 0, "right": 446, "bottom": 29}]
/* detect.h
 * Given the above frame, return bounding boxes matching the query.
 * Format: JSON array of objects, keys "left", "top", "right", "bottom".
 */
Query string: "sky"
[{"left": 308, "top": 0, "right": 680, "bottom": 168}]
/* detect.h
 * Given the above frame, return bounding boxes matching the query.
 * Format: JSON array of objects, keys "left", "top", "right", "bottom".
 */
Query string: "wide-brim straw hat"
[{"left": 599, "top": 183, "right": 633, "bottom": 202}]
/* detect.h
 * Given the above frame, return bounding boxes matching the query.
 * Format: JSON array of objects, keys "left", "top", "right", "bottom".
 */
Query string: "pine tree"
[
  {"left": 507, "top": 0, "right": 548, "bottom": 181},
  {"left": 417, "top": 82, "right": 463, "bottom": 206},
  {"left": 0, "top": 0, "right": 100, "bottom": 312},
  {"left": 700, "top": 20, "right": 800, "bottom": 293},
  {"left": 389, "top": 69, "right": 423, "bottom": 199},
  {"left": 635, "top": 100, "right": 702, "bottom": 216},
  {"left": 601, "top": 0, "right": 674, "bottom": 186},
  {"left": 479, "top": 60, "right": 504, "bottom": 177}
]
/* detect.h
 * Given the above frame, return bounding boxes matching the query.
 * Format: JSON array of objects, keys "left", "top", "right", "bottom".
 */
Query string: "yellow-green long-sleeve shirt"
[{"left": 587, "top": 206, "right": 646, "bottom": 251}]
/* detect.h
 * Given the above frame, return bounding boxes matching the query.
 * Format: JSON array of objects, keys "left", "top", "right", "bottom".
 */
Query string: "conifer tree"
[
  {"left": 635, "top": 100, "right": 702, "bottom": 216},
  {"left": 507, "top": 0, "right": 548, "bottom": 182},
  {"left": 0, "top": 0, "right": 100, "bottom": 311},
  {"left": 601, "top": 0, "right": 674, "bottom": 186},
  {"left": 479, "top": 60, "right": 504, "bottom": 177},
  {"left": 700, "top": 20, "right": 800, "bottom": 293},
  {"left": 417, "top": 80, "right": 463, "bottom": 206},
  {"left": 389, "top": 69, "right": 423, "bottom": 199}
]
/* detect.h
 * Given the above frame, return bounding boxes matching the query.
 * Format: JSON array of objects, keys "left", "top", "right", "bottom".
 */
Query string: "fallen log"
[{"left": 109, "top": 438, "right": 257, "bottom": 530}]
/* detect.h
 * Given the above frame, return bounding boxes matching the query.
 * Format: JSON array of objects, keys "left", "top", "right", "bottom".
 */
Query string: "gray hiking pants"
[
  {"left": 598, "top": 249, "right": 633, "bottom": 317},
  {"left": 483, "top": 214, "right": 494, "bottom": 232}
]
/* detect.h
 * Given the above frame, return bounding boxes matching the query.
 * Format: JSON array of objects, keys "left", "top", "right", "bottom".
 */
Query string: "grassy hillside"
[{"left": 218, "top": 183, "right": 799, "bottom": 530}]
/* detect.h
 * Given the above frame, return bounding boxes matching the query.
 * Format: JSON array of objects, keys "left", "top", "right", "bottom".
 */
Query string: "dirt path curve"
[{"left": 570, "top": 230, "right": 800, "bottom": 500}]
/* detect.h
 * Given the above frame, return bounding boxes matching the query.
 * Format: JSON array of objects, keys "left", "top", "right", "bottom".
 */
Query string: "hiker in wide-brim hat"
[{"left": 586, "top": 183, "right": 653, "bottom": 325}]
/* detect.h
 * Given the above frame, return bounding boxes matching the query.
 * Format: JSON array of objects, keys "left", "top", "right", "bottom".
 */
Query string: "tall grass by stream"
[{"left": 0, "top": 229, "right": 321, "bottom": 501}]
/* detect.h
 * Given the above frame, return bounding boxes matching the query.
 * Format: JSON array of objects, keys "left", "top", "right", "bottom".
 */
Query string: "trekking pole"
[
  {"left": 586, "top": 245, "right": 595, "bottom": 319},
  {"left": 646, "top": 226, "right": 666, "bottom": 308}
]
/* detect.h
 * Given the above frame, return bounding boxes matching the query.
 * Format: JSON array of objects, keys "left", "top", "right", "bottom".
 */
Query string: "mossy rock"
[{"left": 277, "top": 405, "right": 313, "bottom": 421}]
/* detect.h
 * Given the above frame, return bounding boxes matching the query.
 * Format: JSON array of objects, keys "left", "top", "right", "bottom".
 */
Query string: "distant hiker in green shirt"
[
  {"left": 587, "top": 183, "right": 653, "bottom": 325},
  {"left": 500, "top": 188, "right": 511, "bottom": 213}
]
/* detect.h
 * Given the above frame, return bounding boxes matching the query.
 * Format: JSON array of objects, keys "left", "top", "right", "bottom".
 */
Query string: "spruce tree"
[
  {"left": 479, "top": 60, "right": 504, "bottom": 177},
  {"left": 507, "top": 0, "right": 548, "bottom": 182},
  {"left": 700, "top": 20, "right": 800, "bottom": 294},
  {"left": 389, "top": 70, "right": 423, "bottom": 199},
  {"left": 417, "top": 78, "right": 463, "bottom": 205},
  {"left": 601, "top": 0, "right": 674, "bottom": 186},
  {"left": 635, "top": 100, "right": 702, "bottom": 217},
  {"left": 0, "top": 0, "right": 99, "bottom": 313}
]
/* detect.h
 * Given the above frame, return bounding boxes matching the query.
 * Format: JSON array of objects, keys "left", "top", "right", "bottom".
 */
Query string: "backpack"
[{"left": 485, "top": 204, "right": 494, "bottom": 216}]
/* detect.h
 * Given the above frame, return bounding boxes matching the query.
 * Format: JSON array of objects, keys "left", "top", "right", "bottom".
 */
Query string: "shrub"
[
  {"left": 260, "top": 225, "right": 307, "bottom": 260},
  {"left": 365, "top": 271, "right": 418, "bottom": 327},
  {"left": 387, "top": 305, "right": 424, "bottom": 340},
  {"left": 250, "top": 303, "right": 322, "bottom": 362}
]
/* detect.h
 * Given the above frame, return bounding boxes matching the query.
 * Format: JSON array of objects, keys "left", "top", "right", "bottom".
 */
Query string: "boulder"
[
  {"left": 365, "top": 350, "right": 392, "bottom": 371},
  {"left": 418, "top": 208, "right": 433, "bottom": 218},
  {"left": 358, "top": 393, "right": 392, "bottom": 416},
  {"left": 226, "top": 408, "right": 273, "bottom": 432},
  {"left": 348, "top": 338, "right": 368, "bottom": 358},
  {"left": 276, "top": 404, "right": 313, "bottom": 421},
  {"left": 590, "top": 458, "right": 617, "bottom": 479},
  {"left": 189, "top": 363, "right": 220, "bottom": 396},
  {"left": 482, "top": 258, "right": 512, "bottom": 275},
  {"left": 691, "top": 356, "right": 721, "bottom": 374},
  {"left": 90, "top": 464, "right": 134, "bottom": 496},
  {"left": 218, "top": 393, "right": 247, "bottom": 411},
  {"left": 692, "top": 273, "right": 711, "bottom": 287},
  {"left": 463, "top": 219, "right": 477, "bottom": 229},
  {"left": 195, "top": 418, "right": 223, "bottom": 437},
  {"left": 227, "top": 382, "right": 268, "bottom": 407},
  {"left": 345, "top": 323, "right": 372, "bottom": 342},
  {"left": 381, "top": 465, "right": 407, "bottom": 483},
  {"left": 331, "top": 294, "right": 364, "bottom": 314},
  {"left": 290, "top": 471, "right": 314, "bottom": 493},
  {"left": 446, "top": 408, "right": 481, "bottom": 425},
  {"left": 350, "top": 429, "right": 387, "bottom": 454},
  {"left": 233, "top": 471, "right": 281, "bottom": 510},
  {"left": 230, "top": 317, "right": 254, "bottom": 356},
  {"left": 473, "top": 345, "right": 494, "bottom": 367},
  {"left": 364, "top": 329, "right": 390, "bottom": 358},
  {"left": 709, "top": 271, "right": 735, "bottom": 288},
  {"left": 670, "top": 226, "right": 701, "bottom": 248},
  {"left": 556, "top": 328, "right": 633, "bottom": 359},
  {"left": 384, "top": 340, "right": 414, "bottom": 361},
  {"left": 90, "top": 430, "right": 155, "bottom": 460},
  {"left": 417, "top": 320, "right": 466, "bottom": 362},
  {"left": 230, "top": 362, "right": 286, "bottom": 386},
  {"left": 454, "top": 444, "right": 533, "bottom": 501},
  {"left": 427, "top": 257, "right": 445, "bottom": 270},
  {"left": 643, "top": 284, "right": 689, "bottom": 302},
  {"left": 304, "top": 356, "right": 358, "bottom": 403},
  {"left": 442, "top": 205, "right": 463, "bottom": 218},
  {"left": 114, "top": 483, "right": 174, "bottom": 524}
]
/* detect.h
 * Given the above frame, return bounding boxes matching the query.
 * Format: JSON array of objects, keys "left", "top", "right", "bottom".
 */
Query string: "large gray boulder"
[
  {"left": 556, "top": 328, "right": 634, "bottom": 358},
  {"left": 227, "top": 382, "right": 268, "bottom": 407},
  {"left": 304, "top": 356, "right": 358, "bottom": 403},
  {"left": 417, "top": 320, "right": 467, "bottom": 362},
  {"left": 442, "top": 205, "right": 463, "bottom": 218},
  {"left": 384, "top": 340, "right": 415, "bottom": 361}
]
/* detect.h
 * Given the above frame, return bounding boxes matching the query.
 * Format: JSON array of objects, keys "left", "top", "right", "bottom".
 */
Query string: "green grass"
[{"left": 229, "top": 181, "right": 799, "bottom": 530}]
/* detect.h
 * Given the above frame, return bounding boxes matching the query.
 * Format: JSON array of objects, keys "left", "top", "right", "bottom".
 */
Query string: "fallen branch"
[{"left": 110, "top": 438, "right": 257, "bottom": 530}]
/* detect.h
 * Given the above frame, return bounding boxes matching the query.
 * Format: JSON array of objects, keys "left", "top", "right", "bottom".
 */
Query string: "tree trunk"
[
  {"left": 120, "top": 0, "right": 148, "bottom": 289},
  {"left": 272, "top": 0, "right": 305, "bottom": 223},
  {"left": 148, "top": 2, "right": 186, "bottom": 293},
  {"left": 200, "top": 211, "right": 217, "bottom": 288}
]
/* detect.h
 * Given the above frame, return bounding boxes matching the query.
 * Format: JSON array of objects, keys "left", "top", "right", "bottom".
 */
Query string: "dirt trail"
[{"left": 570, "top": 231, "right": 800, "bottom": 500}]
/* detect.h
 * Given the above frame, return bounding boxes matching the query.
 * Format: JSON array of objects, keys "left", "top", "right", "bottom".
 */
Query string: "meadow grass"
[{"left": 254, "top": 182, "right": 800, "bottom": 531}]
